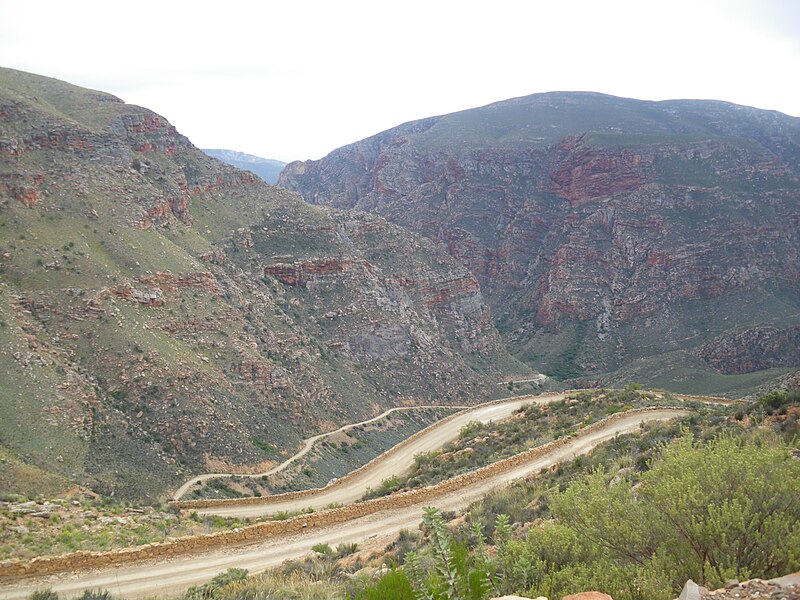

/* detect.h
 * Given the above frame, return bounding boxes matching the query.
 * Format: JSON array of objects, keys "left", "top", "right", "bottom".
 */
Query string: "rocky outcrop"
[
  {"left": 695, "top": 327, "right": 800, "bottom": 374},
  {"left": 280, "top": 92, "right": 800, "bottom": 384},
  {"left": 0, "top": 172, "right": 45, "bottom": 207},
  {"left": 110, "top": 112, "right": 191, "bottom": 156},
  {"left": 677, "top": 574, "right": 800, "bottom": 599},
  {"left": 551, "top": 135, "right": 651, "bottom": 207},
  {"left": 264, "top": 257, "right": 360, "bottom": 287}
]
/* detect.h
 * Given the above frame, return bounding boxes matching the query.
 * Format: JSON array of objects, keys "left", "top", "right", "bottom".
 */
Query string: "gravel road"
[
  {"left": 195, "top": 392, "right": 567, "bottom": 518},
  {"left": 0, "top": 408, "right": 689, "bottom": 600}
]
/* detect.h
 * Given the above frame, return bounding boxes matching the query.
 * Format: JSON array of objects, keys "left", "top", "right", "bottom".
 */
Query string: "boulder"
[
  {"left": 768, "top": 572, "right": 800, "bottom": 588},
  {"left": 678, "top": 580, "right": 704, "bottom": 600}
]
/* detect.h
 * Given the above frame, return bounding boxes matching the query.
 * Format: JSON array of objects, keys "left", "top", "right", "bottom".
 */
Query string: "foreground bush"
[
  {"left": 364, "top": 426, "right": 800, "bottom": 600},
  {"left": 506, "top": 433, "right": 800, "bottom": 599}
]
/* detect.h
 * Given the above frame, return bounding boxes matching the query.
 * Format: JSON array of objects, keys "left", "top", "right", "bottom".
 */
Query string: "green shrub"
[
  {"left": 28, "top": 590, "right": 59, "bottom": 600},
  {"left": 758, "top": 389, "right": 800, "bottom": 415},
  {"left": 349, "top": 569, "right": 415, "bottom": 599},
  {"left": 459, "top": 420, "right": 483, "bottom": 440},
  {"left": 335, "top": 542, "right": 358, "bottom": 558},
  {"left": 362, "top": 475, "right": 403, "bottom": 500},
  {"left": 405, "top": 507, "right": 493, "bottom": 600},
  {"left": 312, "top": 543, "right": 332, "bottom": 555},
  {"left": 185, "top": 568, "right": 248, "bottom": 600},
  {"left": 403, "top": 426, "right": 800, "bottom": 600},
  {"left": 543, "top": 433, "right": 800, "bottom": 595},
  {"left": 79, "top": 591, "right": 113, "bottom": 600}
]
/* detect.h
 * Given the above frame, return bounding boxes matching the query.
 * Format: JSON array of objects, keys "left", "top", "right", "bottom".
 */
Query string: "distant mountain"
[
  {"left": 280, "top": 92, "right": 800, "bottom": 393},
  {"left": 0, "top": 67, "right": 526, "bottom": 500},
  {"left": 203, "top": 149, "right": 286, "bottom": 184}
]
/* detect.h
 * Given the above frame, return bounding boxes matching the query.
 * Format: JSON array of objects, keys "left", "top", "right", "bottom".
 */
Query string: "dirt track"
[
  {"left": 192, "top": 392, "right": 567, "bottom": 517},
  {"left": 0, "top": 408, "right": 689, "bottom": 600},
  {"left": 187, "top": 391, "right": 736, "bottom": 519},
  {"left": 172, "top": 404, "right": 470, "bottom": 500}
]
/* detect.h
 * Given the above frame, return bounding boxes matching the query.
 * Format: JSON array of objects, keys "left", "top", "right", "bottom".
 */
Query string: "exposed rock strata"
[
  {"left": 280, "top": 92, "right": 800, "bottom": 383},
  {"left": 695, "top": 326, "right": 800, "bottom": 374}
]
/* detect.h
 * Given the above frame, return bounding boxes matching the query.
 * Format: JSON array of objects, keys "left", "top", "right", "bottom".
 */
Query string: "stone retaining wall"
[
  {"left": 0, "top": 406, "right": 688, "bottom": 580},
  {"left": 673, "top": 393, "right": 743, "bottom": 404}
]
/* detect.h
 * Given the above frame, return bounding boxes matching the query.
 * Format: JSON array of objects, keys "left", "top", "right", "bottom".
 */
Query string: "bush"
[
  {"left": 349, "top": 569, "right": 416, "bottom": 599},
  {"left": 544, "top": 433, "right": 800, "bottom": 595},
  {"left": 29, "top": 590, "right": 59, "bottom": 600},
  {"left": 335, "top": 542, "right": 358, "bottom": 558},
  {"left": 362, "top": 475, "right": 403, "bottom": 500},
  {"left": 79, "top": 591, "right": 113, "bottom": 600},
  {"left": 418, "top": 429, "right": 800, "bottom": 600},
  {"left": 405, "top": 507, "right": 494, "bottom": 600},
  {"left": 758, "top": 389, "right": 800, "bottom": 415},
  {"left": 459, "top": 420, "right": 483, "bottom": 440},
  {"left": 185, "top": 568, "right": 248, "bottom": 600}
]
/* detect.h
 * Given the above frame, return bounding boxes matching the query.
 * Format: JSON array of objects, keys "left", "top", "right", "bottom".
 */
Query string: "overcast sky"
[{"left": 2, "top": 1, "right": 799, "bottom": 162}]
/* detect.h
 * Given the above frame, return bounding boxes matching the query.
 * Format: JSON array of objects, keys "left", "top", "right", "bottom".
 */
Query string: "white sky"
[{"left": 2, "top": 0, "right": 799, "bottom": 162}]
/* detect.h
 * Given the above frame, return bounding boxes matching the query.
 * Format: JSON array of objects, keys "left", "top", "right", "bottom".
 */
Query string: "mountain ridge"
[{"left": 279, "top": 91, "right": 800, "bottom": 391}]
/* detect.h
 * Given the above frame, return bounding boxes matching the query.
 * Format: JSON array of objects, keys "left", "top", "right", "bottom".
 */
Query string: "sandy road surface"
[
  {"left": 193, "top": 391, "right": 733, "bottom": 519},
  {"left": 0, "top": 408, "right": 688, "bottom": 600},
  {"left": 172, "top": 404, "right": 469, "bottom": 500},
  {"left": 194, "top": 393, "right": 567, "bottom": 518}
]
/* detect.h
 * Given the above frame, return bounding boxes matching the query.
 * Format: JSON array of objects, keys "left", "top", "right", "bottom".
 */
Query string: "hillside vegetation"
[
  {"left": 19, "top": 390, "right": 796, "bottom": 600},
  {"left": 0, "top": 67, "right": 528, "bottom": 500}
]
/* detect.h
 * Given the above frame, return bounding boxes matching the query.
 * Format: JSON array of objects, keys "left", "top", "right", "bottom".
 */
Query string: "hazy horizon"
[{"left": 3, "top": 0, "right": 799, "bottom": 162}]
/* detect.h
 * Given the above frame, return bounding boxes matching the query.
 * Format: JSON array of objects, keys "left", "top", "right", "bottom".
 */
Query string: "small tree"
[{"left": 551, "top": 433, "right": 800, "bottom": 590}]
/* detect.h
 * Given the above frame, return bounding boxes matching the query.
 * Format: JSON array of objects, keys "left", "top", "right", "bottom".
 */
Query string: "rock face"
[
  {"left": 695, "top": 326, "right": 800, "bottom": 374},
  {"left": 280, "top": 92, "right": 800, "bottom": 388},
  {"left": 679, "top": 580, "right": 706, "bottom": 600},
  {"left": 0, "top": 67, "right": 525, "bottom": 500}
]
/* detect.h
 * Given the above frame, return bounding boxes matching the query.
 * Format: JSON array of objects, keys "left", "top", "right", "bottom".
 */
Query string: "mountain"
[
  {"left": 279, "top": 92, "right": 800, "bottom": 393},
  {"left": 0, "top": 67, "right": 528, "bottom": 500},
  {"left": 202, "top": 149, "right": 286, "bottom": 184}
]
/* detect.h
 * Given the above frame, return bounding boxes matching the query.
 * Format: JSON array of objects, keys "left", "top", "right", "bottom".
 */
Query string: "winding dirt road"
[
  {"left": 0, "top": 407, "right": 691, "bottom": 600},
  {"left": 192, "top": 392, "right": 568, "bottom": 517},
  {"left": 172, "top": 404, "right": 468, "bottom": 500},
  {"left": 189, "top": 391, "right": 736, "bottom": 519}
]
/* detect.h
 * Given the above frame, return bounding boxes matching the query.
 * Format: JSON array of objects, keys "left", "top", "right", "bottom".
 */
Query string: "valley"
[
  {"left": 1, "top": 65, "right": 798, "bottom": 600},
  {"left": 201, "top": 150, "right": 286, "bottom": 186},
  {"left": 0, "top": 66, "right": 529, "bottom": 502}
]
